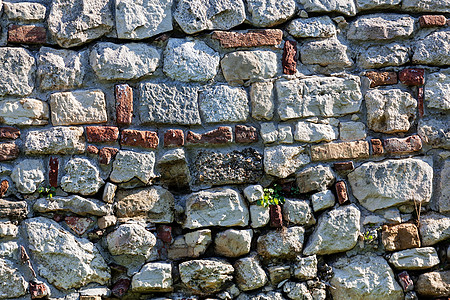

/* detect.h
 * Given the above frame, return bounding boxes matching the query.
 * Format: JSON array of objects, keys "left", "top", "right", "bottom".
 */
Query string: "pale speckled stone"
[
  {"left": 34, "top": 195, "right": 111, "bottom": 216},
  {"left": 244, "top": 185, "right": 264, "bottom": 204},
  {"left": 234, "top": 255, "right": 268, "bottom": 291},
  {"left": 438, "top": 161, "right": 450, "bottom": 213},
  {"left": 260, "top": 122, "right": 278, "bottom": 144},
  {"left": 419, "top": 212, "right": 450, "bottom": 246},
  {"left": 293, "top": 255, "right": 317, "bottom": 280},
  {"left": 215, "top": 229, "right": 253, "bottom": 257},
  {"left": 357, "top": 0, "right": 401, "bottom": 10},
  {"left": 0, "top": 98, "right": 49, "bottom": 126},
  {"left": 0, "top": 222, "right": 18, "bottom": 238},
  {"left": 389, "top": 247, "right": 440, "bottom": 270},
  {"left": 24, "top": 126, "right": 85, "bottom": 155},
  {"left": 250, "top": 204, "right": 269, "bottom": 228},
  {"left": 278, "top": 124, "right": 293, "bottom": 144},
  {"left": 168, "top": 229, "right": 212, "bottom": 260},
  {"left": 340, "top": 122, "right": 366, "bottom": 141},
  {"left": 413, "top": 31, "right": 450, "bottom": 66},
  {"left": 283, "top": 199, "right": 316, "bottom": 226},
  {"left": 357, "top": 43, "right": 409, "bottom": 69},
  {"left": 11, "top": 159, "right": 44, "bottom": 194},
  {"left": 348, "top": 14, "right": 414, "bottom": 40},
  {"left": 102, "top": 182, "right": 117, "bottom": 204},
  {"left": 418, "top": 118, "right": 450, "bottom": 149},
  {"left": 311, "top": 190, "right": 335, "bottom": 212},
  {"left": 110, "top": 150, "right": 156, "bottom": 184},
  {"left": 0, "top": 258, "right": 27, "bottom": 298},
  {"left": 402, "top": 0, "right": 450, "bottom": 12},
  {"left": 250, "top": 82, "right": 274, "bottom": 121},
  {"left": 247, "top": 0, "right": 296, "bottom": 27},
  {"left": 132, "top": 262, "right": 173, "bottom": 292},
  {"left": 288, "top": 16, "right": 336, "bottom": 38},
  {"left": 257, "top": 226, "right": 304, "bottom": 259},
  {"left": 3, "top": 1, "right": 46, "bottom": 21},
  {"left": 294, "top": 121, "right": 338, "bottom": 143},
  {"left": 61, "top": 158, "right": 104, "bottom": 196},
  {"left": 298, "top": 0, "right": 356, "bottom": 16},
  {"left": 296, "top": 165, "right": 335, "bottom": 193},
  {"left": 301, "top": 38, "right": 352, "bottom": 67},
  {"left": 107, "top": 223, "right": 156, "bottom": 259},
  {"left": 426, "top": 69, "right": 450, "bottom": 110},
  {"left": 264, "top": 145, "right": 310, "bottom": 178},
  {"left": 0, "top": 47, "right": 35, "bottom": 97}
]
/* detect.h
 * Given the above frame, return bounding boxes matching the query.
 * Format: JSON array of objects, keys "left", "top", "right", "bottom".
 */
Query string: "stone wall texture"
[{"left": 0, "top": 0, "right": 449, "bottom": 299}]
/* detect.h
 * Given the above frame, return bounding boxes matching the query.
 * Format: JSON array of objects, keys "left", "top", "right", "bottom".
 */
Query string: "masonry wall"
[{"left": 0, "top": 0, "right": 449, "bottom": 299}]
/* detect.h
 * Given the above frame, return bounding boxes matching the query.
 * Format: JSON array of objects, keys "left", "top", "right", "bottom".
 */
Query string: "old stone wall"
[{"left": 0, "top": 0, "right": 449, "bottom": 299}]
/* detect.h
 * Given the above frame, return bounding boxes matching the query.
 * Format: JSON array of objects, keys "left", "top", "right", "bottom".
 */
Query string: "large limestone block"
[
  {"left": 33, "top": 195, "right": 112, "bottom": 216},
  {"left": 234, "top": 256, "right": 268, "bottom": 291},
  {"left": 106, "top": 223, "right": 156, "bottom": 259},
  {"left": 416, "top": 271, "right": 450, "bottom": 297},
  {"left": 288, "top": 16, "right": 336, "bottom": 38},
  {"left": 348, "top": 158, "right": 433, "bottom": 212},
  {"left": 418, "top": 118, "right": 450, "bottom": 149},
  {"left": 389, "top": 247, "right": 440, "bottom": 270},
  {"left": 215, "top": 229, "right": 253, "bottom": 257},
  {"left": 0, "top": 258, "right": 27, "bottom": 298},
  {"left": 11, "top": 159, "right": 44, "bottom": 194},
  {"left": 24, "top": 127, "right": 86, "bottom": 155},
  {"left": 413, "top": 31, "right": 450, "bottom": 66},
  {"left": 348, "top": 14, "right": 414, "bottom": 40},
  {"left": 61, "top": 158, "right": 103, "bottom": 196},
  {"left": 303, "top": 205, "right": 360, "bottom": 255},
  {"left": 116, "top": 0, "right": 173, "bottom": 39},
  {"left": 402, "top": 0, "right": 450, "bottom": 12},
  {"left": 110, "top": 150, "right": 156, "bottom": 184},
  {"left": 0, "top": 98, "right": 49, "bottom": 126},
  {"left": 294, "top": 121, "right": 338, "bottom": 143},
  {"left": 48, "top": 0, "right": 114, "bottom": 47},
  {"left": 90, "top": 42, "right": 160, "bottom": 80},
  {"left": 331, "top": 254, "right": 403, "bottom": 300},
  {"left": 247, "top": 0, "right": 296, "bottom": 27},
  {"left": 426, "top": 69, "right": 450, "bottom": 110},
  {"left": 357, "top": 43, "right": 409, "bottom": 69},
  {"left": 257, "top": 226, "right": 305, "bottom": 259},
  {"left": 301, "top": 38, "right": 352, "bottom": 67},
  {"left": 298, "top": 0, "right": 356, "bottom": 15},
  {"left": 419, "top": 212, "right": 450, "bottom": 246},
  {"left": 264, "top": 145, "right": 310, "bottom": 178},
  {"left": 296, "top": 165, "right": 335, "bottom": 193},
  {"left": 184, "top": 188, "right": 249, "bottom": 229},
  {"left": 23, "top": 217, "right": 110, "bottom": 290},
  {"left": 0, "top": 47, "right": 35, "bottom": 97},
  {"left": 131, "top": 262, "right": 173, "bottom": 292}
]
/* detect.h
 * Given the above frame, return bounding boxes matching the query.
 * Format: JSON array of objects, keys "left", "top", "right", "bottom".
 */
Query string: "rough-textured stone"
[
  {"left": 339, "top": 122, "right": 366, "bottom": 141},
  {"left": 0, "top": 222, "right": 17, "bottom": 237},
  {"left": 330, "top": 254, "right": 403, "bottom": 300},
  {"left": 0, "top": 98, "right": 48, "bottom": 126},
  {"left": 402, "top": 0, "right": 450, "bottom": 12},
  {"left": 187, "top": 127, "right": 232, "bottom": 145},
  {"left": 98, "top": 147, "right": 119, "bottom": 165},
  {"left": 264, "top": 145, "right": 310, "bottom": 178},
  {"left": 260, "top": 123, "right": 278, "bottom": 144},
  {"left": 247, "top": 0, "right": 295, "bottom": 27},
  {"left": 184, "top": 188, "right": 249, "bottom": 229},
  {"left": 356, "top": 0, "right": 401, "bottom": 10},
  {"left": 366, "top": 71, "right": 398, "bottom": 88},
  {"left": 110, "top": 150, "right": 156, "bottom": 184},
  {"left": 0, "top": 47, "right": 35, "bottom": 97},
  {"left": 132, "top": 262, "right": 172, "bottom": 292},
  {"left": 90, "top": 42, "right": 160, "bottom": 81},
  {"left": 301, "top": 38, "right": 352, "bottom": 67},
  {"left": 215, "top": 229, "right": 252, "bottom": 257},
  {"left": 294, "top": 121, "right": 338, "bottom": 143},
  {"left": 139, "top": 82, "right": 201, "bottom": 125},
  {"left": 250, "top": 82, "right": 274, "bottom": 120},
  {"left": 3, "top": 1, "right": 46, "bottom": 21},
  {"left": 221, "top": 51, "right": 278, "bottom": 85},
  {"left": 357, "top": 43, "right": 409, "bottom": 69},
  {"left": 288, "top": 16, "right": 336, "bottom": 38},
  {"left": 107, "top": 223, "right": 156, "bottom": 259},
  {"left": 383, "top": 135, "right": 422, "bottom": 154},
  {"left": 293, "top": 255, "right": 317, "bottom": 280},
  {"left": 115, "top": 0, "right": 173, "bottom": 39},
  {"left": 98, "top": 215, "right": 116, "bottom": 229},
  {"left": 24, "top": 217, "right": 110, "bottom": 290},
  {"left": 11, "top": 159, "right": 44, "bottom": 194},
  {"left": 121, "top": 130, "right": 159, "bottom": 149},
  {"left": 0, "top": 199, "right": 27, "bottom": 219},
  {"left": 348, "top": 14, "right": 414, "bottom": 40},
  {"left": 283, "top": 281, "right": 313, "bottom": 300},
  {"left": 47, "top": 0, "right": 114, "bottom": 47},
  {"left": 299, "top": 0, "right": 356, "bottom": 15},
  {"left": 389, "top": 247, "right": 440, "bottom": 270},
  {"left": 438, "top": 161, "right": 450, "bottom": 213},
  {"left": 61, "top": 158, "right": 103, "bottom": 196},
  {"left": 418, "top": 118, "right": 450, "bottom": 149},
  {"left": 244, "top": 185, "right": 264, "bottom": 204},
  {"left": 426, "top": 69, "right": 450, "bottom": 110},
  {"left": 179, "top": 259, "right": 234, "bottom": 294},
  {"left": 0, "top": 258, "right": 27, "bottom": 298},
  {"left": 234, "top": 256, "right": 267, "bottom": 291},
  {"left": 296, "top": 165, "right": 335, "bottom": 193},
  {"left": 257, "top": 226, "right": 304, "bottom": 259},
  {"left": 250, "top": 205, "right": 269, "bottom": 228},
  {"left": 419, "top": 212, "right": 450, "bottom": 246},
  {"left": 419, "top": 15, "right": 447, "bottom": 27},
  {"left": 276, "top": 76, "right": 362, "bottom": 120},
  {"left": 311, "top": 141, "right": 369, "bottom": 161},
  {"left": 283, "top": 199, "right": 315, "bottom": 226},
  {"left": 416, "top": 271, "right": 450, "bottom": 297},
  {"left": 8, "top": 25, "right": 46, "bottom": 44},
  {"left": 365, "top": 89, "right": 416, "bottom": 133},
  {"left": 168, "top": 230, "right": 212, "bottom": 260},
  {"left": 174, "top": 0, "right": 245, "bottom": 34},
  {"left": 163, "top": 39, "right": 220, "bottom": 82},
  {"left": 212, "top": 29, "right": 283, "bottom": 48},
  {"left": 25, "top": 127, "right": 85, "bottom": 155},
  {"left": 348, "top": 158, "right": 433, "bottom": 211},
  {"left": 413, "top": 31, "right": 450, "bottom": 66},
  {"left": 311, "top": 190, "right": 335, "bottom": 212},
  {"left": 382, "top": 223, "right": 421, "bottom": 251},
  {"left": 157, "top": 148, "right": 191, "bottom": 190}
]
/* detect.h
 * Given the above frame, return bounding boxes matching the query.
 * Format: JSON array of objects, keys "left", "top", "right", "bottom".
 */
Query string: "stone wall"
[{"left": 0, "top": 0, "right": 449, "bottom": 299}]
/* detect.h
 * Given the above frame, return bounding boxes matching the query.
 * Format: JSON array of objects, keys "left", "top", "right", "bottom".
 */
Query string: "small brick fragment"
[
  {"left": 270, "top": 204, "right": 283, "bottom": 228},
  {"left": 29, "top": 281, "right": 49, "bottom": 299},
  {"left": 86, "top": 126, "right": 119, "bottom": 143},
  {"left": 335, "top": 181, "right": 349, "bottom": 204},
  {"left": 0, "top": 180, "right": 8, "bottom": 198},
  {"left": 8, "top": 25, "right": 46, "bottom": 44},
  {"left": 99, "top": 147, "right": 119, "bottom": 165},
  {"left": 86, "top": 145, "right": 99, "bottom": 154},
  {"left": 384, "top": 135, "right": 422, "bottom": 154},
  {"left": 212, "top": 29, "right": 283, "bottom": 48},
  {"left": 398, "top": 271, "right": 414, "bottom": 292},
  {"left": 164, "top": 129, "right": 184, "bottom": 147},
  {"left": 235, "top": 125, "right": 258, "bottom": 143},
  {"left": 365, "top": 71, "right": 398, "bottom": 88},
  {"left": 121, "top": 129, "right": 159, "bottom": 149},
  {"left": 0, "top": 127, "right": 20, "bottom": 140},
  {"left": 186, "top": 127, "right": 232, "bottom": 145},
  {"left": 282, "top": 40, "right": 297, "bottom": 75},
  {"left": 157, "top": 225, "right": 173, "bottom": 243},
  {"left": 115, "top": 84, "right": 133, "bottom": 125},
  {"left": 399, "top": 68, "right": 425, "bottom": 86},
  {"left": 112, "top": 278, "right": 131, "bottom": 298},
  {"left": 65, "top": 216, "right": 93, "bottom": 235},
  {"left": 0, "top": 143, "right": 19, "bottom": 161},
  {"left": 371, "top": 139, "right": 384, "bottom": 155},
  {"left": 419, "top": 15, "right": 447, "bottom": 28},
  {"left": 418, "top": 87, "right": 424, "bottom": 118},
  {"left": 382, "top": 223, "right": 420, "bottom": 251},
  {"left": 333, "top": 161, "right": 354, "bottom": 171},
  {"left": 49, "top": 157, "right": 59, "bottom": 188}
]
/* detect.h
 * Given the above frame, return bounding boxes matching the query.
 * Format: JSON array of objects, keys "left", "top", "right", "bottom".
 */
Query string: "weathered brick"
[
  {"left": 121, "top": 129, "right": 159, "bottom": 149},
  {"left": 282, "top": 40, "right": 297, "bottom": 75},
  {"left": 0, "top": 127, "right": 20, "bottom": 140},
  {"left": 8, "top": 25, "right": 46, "bottom": 44},
  {"left": 419, "top": 15, "right": 447, "bottom": 28},
  {"left": 382, "top": 223, "right": 420, "bottom": 251},
  {"left": 164, "top": 129, "right": 184, "bottom": 147},
  {"left": 371, "top": 139, "right": 384, "bottom": 155},
  {"left": 86, "top": 145, "right": 99, "bottom": 154},
  {"left": 398, "top": 271, "right": 414, "bottom": 292},
  {"left": 99, "top": 147, "right": 119, "bottom": 165},
  {"left": 365, "top": 71, "right": 398, "bottom": 88},
  {"left": 186, "top": 127, "right": 232, "bottom": 145},
  {"left": 399, "top": 68, "right": 425, "bottom": 86},
  {"left": 85, "top": 126, "right": 119, "bottom": 143},
  {"left": 29, "top": 281, "right": 50, "bottom": 299},
  {"left": 49, "top": 157, "right": 59, "bottom": 188},
  {"left": 157, "top": 225, "right": 173, "bottom": 244},
  {"left": 65, "top": 216, "right": 93, "bottom": 235},
  {"left": 0, "top": 180, "right": 9, "bottom": 198},
  {"left": 335, "top": 181, "right": 349, "bottom": 204},
  {"left": 212, "top": 29, "right": 283, "bottom": 48},
  {"left": 115, "top": 84, "right": 133, "bottom": 125},
  {"left": 333, "top": 161, "right": 354, "bottom": 171},
  {"left": 112, "top": 278, "right": 131, "bottom": 298},
  {"left": 384, "top": 135, "right": 422, "bottom": 154},
  {"left": 235, "top": 125, "right": 258, "bottom": 143},
  {"left": 418, "top": 87, "right": 424, "bottom": 118},
  {"left": 0, "top": 143, "right": 19, "bottom": 161},
  {"left": 310, "top": 141, "right": 369, "bottom": 161}
]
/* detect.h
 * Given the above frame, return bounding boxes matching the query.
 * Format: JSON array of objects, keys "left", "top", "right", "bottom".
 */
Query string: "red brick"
[
  {"left": 99, "top": 147, "right": 119, "bottom": 165},
  {"left": 86, "top": 145, "right": 99, "bottom": 154},
  {"left": 164, "top": 129, "right": 184, "bottom": 147},
  {"left": 0, "top": 180, "right": 8, "bottom": 198},
  {"left": 115, "top": 84, "right": 133, "bottom": 125},
  {"left": 398, "top": 271, "right": 414, "bottom": 292},
  {"left": 65, "top": 216, "right": 93, "bottom": 235},
  {"left": 8, "top": 25, "right": 46, "bottom": 44},
  {"left": 86, "top": 126, "right": 119, "bottom": 143},
  {"left": 282, "top": 40, "right": 297, "bottom": 75},
  {"left": 212, "top": 29, "right": 283, "bottom": 48},
  {"left": 0, "top": 143, "right": 19, "bottom": 161},
  {"left": 335, "top": 181, "right": 349, "bottom": 204},
  {"left": 112, "top": 278, "right": 131, "bottom": 298},
  {"left": 418, "top": 87, "right": 424, "bottom": 118},
  {"left": 365, "top": 71, "right": 398, "bottom": 88},
  {"left": 0, "top": 127, "right": 20, "bottom": 140},
  {"left": 270, "top": 204, "right": 283, "bottom": 228},
  {"left": 235, "top": 125, "right": 258, "bottom": 143},
  {"left": 384, "top": 135, "right": 422, "bottom": 154},
  {"left": 121, "top": 129, "right": 159, "bottom": 149},
  {"left": 419, "top": 15, "right": 447, "bottom": 27},
  {"left": 49, "top": 157, "right": 59, "bottom": 188},
  {"left": 157, "top": 225, "right": 173, "bottom": 243},
  {"left": 186, "top": 127, "right": 232, "bottom": 145},
  {"left": 399, "top": 68, "right": 425, "bottom": 86},
  {"left": 333, "top": 161, "right": 354, "bottom": 171},
  {"left": 29, "top": 281, "right": 50, "bottom": 299},
  {"left": 371, "top": 139, "right": 384, "bottom": 155}
]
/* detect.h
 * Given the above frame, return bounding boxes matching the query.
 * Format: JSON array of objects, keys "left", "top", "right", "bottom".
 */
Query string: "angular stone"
[
  {"left": 293, "top": 255, "right": 317, "bottom": 280},
  {"left": 50, "top": 90, "right": 107, "bottom": 126},
  {"left": 102, "top": 182, "right": 116, "bottom": 204},
  {"left": 212, "top": 29, "right": 283, "bottom": 48},
  {"left": 301, "top": 38, "right": 352, "bottom": 67},
  {"left": 260, "top": 122, "right": 278, "bottom": 144},
  {"left": 264, "top": 145, "right": 310, "bottom": 178},
  {"left": 25, "top": 127, "right": 86, "bottom": 155},
  {"left": 121, "top": 129, "right": 158, "bottom": 149},
  {"left": 168, "top": 229, "right": 212, "bottom": 260},
  {"left": 0, "top": 98, "right": 49, "bottom": 126},
  {"left": 250, "top": 82, "right": 274, "bottom": 120},
  {"left": 330, "top": 254, "right": 403, "bottom": 300},
  {"left": 215, "top": 229, "right": 253, "bottom": 257},
  {"left": 383, "top": 135, "right": 422, "bottom": 154},
  {"left": 97, "top": 215, "right": 116, "bottom": 229},
  {"left": 389, "top": 247, "right": 440, "bottom": 270},
  {"left": 296, "top": 165, "right": 335, "bottom": 193},
  {"left": 438, "top": 161, "right": 450, "bottom": 213},
  {"left": 0, "top": 258, "right": 27, "bottom": 298},
  {"left": 24, "top": 217, "right": 110, "bottom": 290},
  {"left": 164, "top": 129, "right": 184, "bottom": 147},
  {"left": 247, "top": 0, "right": 295, "bottom": 27},
  {"left": 382, "top": 223, "right": 421, "bottom": 251},
  {"left": 356, "top": 0, "right": 401, "bottom": 10},
  {"left": 366, "top": 89, "right": 416, "bottom": 133},
  {"left": 61, "top": 158, "right": 103, "bottom": 196},
  {"left": 244, "top": 185, "right": 264, "bottom": 203},
  {"left": 234, "top": 256, "right": 267, "bottom": 291},
  {"left": 426, "top": 69, "right": 450, "bottom": 110},
  {"left": 250, "top": 205, "right": 269, "bottom": 228},
  {"left": 110, "top": 150, "right": 156, "bottom": 184},
  {"left": 0, "top": 127, "right": 20, "bottom": 140},
  {"left": 157, "top": 148, "right": 191, "bottom": 190},
  {"left": 3, "top": 1, "right": 46, "bottom": 21},
  {"left": 413, "top": 31, "right": 450, "bottom": 66},
  {"left": 236, "top": 125, "right": 258, "bottom": 143},
  {"left": 0, "top": 222, "right": 17, "bottom": 237},
  {"left": 282, "top": 40, "right": 297, "bottom": 75},
  {"left": 179, "top": 259, "right": 234, "bottom": 295},
  {"left": 299, "top": 0, "right": 356, "bottom": 15},
  {"left": 278, "top": 124, "right": 293, "bottom": 144},
  {"left": 399, "top": 68, "right": 425, "bottom": 86},
  {"left": 115, "top": 0, "right": 173, "bottom": 39},
  {"left": 107, "top": 223, "right": 156, "bottom": 259},
  {"left": 419, "top": 15, "right": 447, "bottom": 27},
  {"left": 276, "top": 76, "right": 362, "bottom": 120},
  {"left": 193, "top": 148, "right": 263, "bottom": 185},
  {"left": 11, "top": 159, "right": 44, "bottom": 194},
  {"left": 348, "top": 14, "right": 414, "bottom": 40},
  {"left": 132, "top": 262, "right": 172, "bottom": 292},
  {"left": 416, "top": 271, "right": 450, "bottom": 297},
  {"left": 139, "top": 82, "right": 201, "bottom": 125},
  {"left": 311, "top": 190, "right": 335, "bottom": 212},
  {"left": 402, "top": 0, "right": 450, "bottom": 12},
  {"left": 340, "top": 122, "right": 366, "bottom": 141},
  {"left": 418, "top": 118, "right": 450, "bottom": 149},
  {"left": 283, "top": 199, "right": 315, "bottom": 226},
  {"left": 8, "top": 25, "right": 46, "bottom": 44},
  {"left": 419, "top": 212, "right": 450, "bottom": 246},
  {"left": 186, "top": 127, "right": 232, "bottom": 145},
  {"left": 221, "top": 51, "right": 278, "bottom": 85},
  {"left": 294, "top": 121, "right": 338, "bottom": 143},
  {"left": 366, "top": 71, "right": 398, "bottom": 88},
  {"left": 115, "top": 84, "right": 133, "bottom": 125},
  {"left": 0, "top": 47, "right": 35, "bottom": 97},
  {"left": 348, "top": 158, "right": 433, "bottom": 211},
  {"left": 90, "top": 42, "right": 160, "bottom": 81},
  {"left": 0, "top": 200, "right": 27, "bottom": 219},
  {"left": 257, "top": 226, "right": 304, "bottom": 259},
  {"left": 283, "top": 282, "right": 312, "bottom": 300},
  {"left": 174, "top": 0, "right": 245, "bottom": 34},
  {"left": 310, "top": 141, "right": 370, "bottom": 161},
  {"left": 47, "top": 0, "right": 113, "bottom": 48},
  {"left": 34, "top": 195, "right": 111, "bottom": 216},
  {"left": 357, "top": 43, "right": 409, "bottom": 69},
  {"left": 288, "top": 16, "right": 336, "bottom": 38}
]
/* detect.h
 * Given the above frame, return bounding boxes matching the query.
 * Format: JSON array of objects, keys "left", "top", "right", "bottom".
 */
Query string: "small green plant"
[
  {"left": 257, "top": 184, "right": 285, "bottom": 207},
  {"left": 362, "top": 226, "right": 382, "bottom": 243},
  {"left": 38, "top": 186, "right": 56, "bottom": 199}
]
